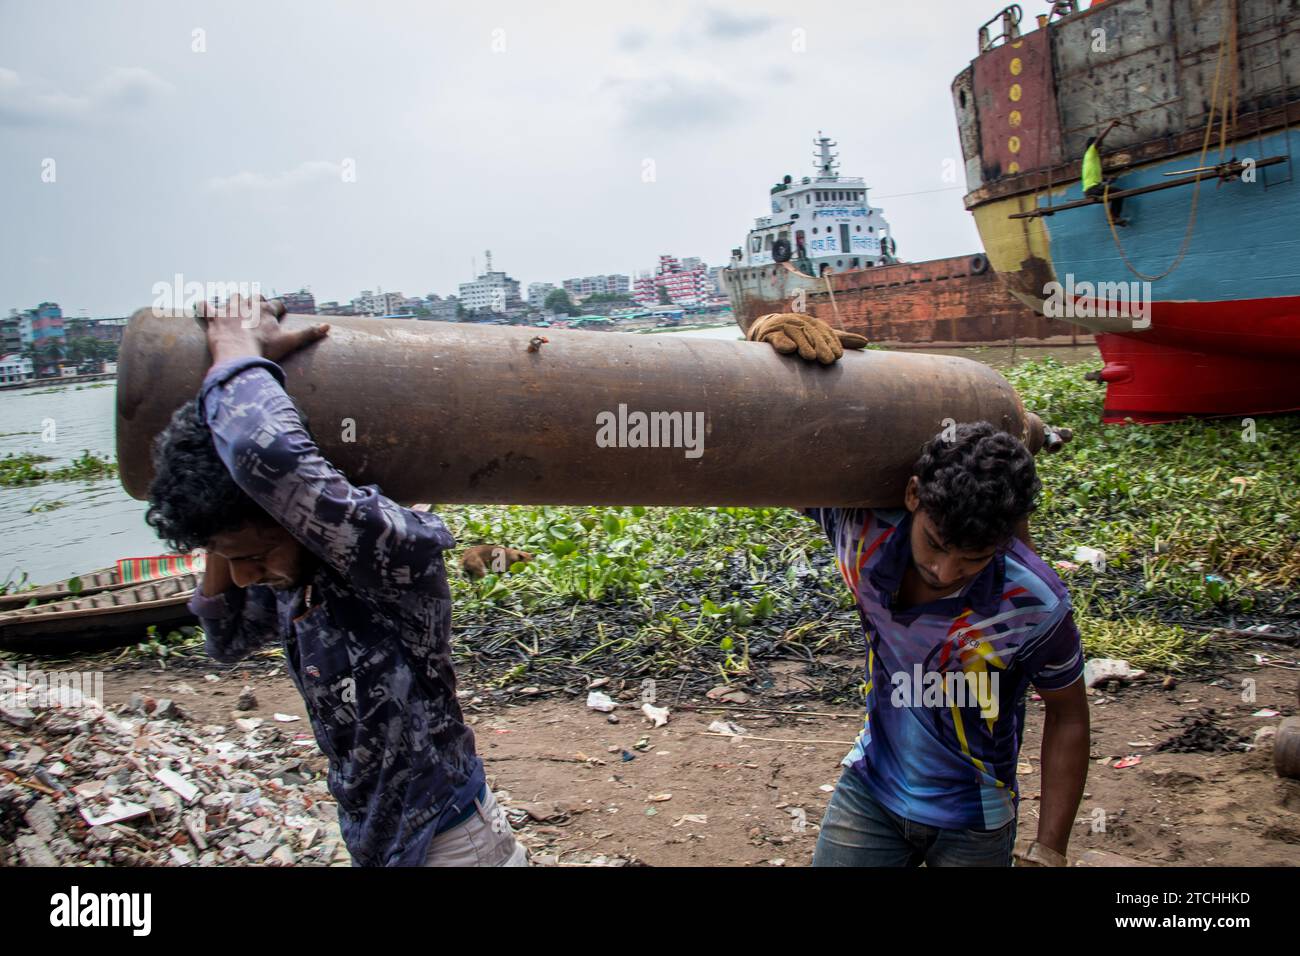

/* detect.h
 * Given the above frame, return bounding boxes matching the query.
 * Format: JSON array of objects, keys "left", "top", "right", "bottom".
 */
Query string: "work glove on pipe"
[{"left": 746, "top": 312, "right": 869, "bottom": 365}]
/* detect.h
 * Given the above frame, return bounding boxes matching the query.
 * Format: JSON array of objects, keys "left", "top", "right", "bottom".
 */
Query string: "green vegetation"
[
  {"left": 1008, "top": 357, "right": 1298, "bottom": 671},
  {"left": 582, "top": 292, "right": 638, "bottom": 307},
  {"left": 543, "top": 289, "right": 577, "bottom": 314},
  {"left": 128, "top": 624, "right": 204, "bottom": 662},
  {"left": 0, "top": 570, "right": 32, "bottom": 597},
  {"left": 441, "top": 503, "right": 850, "bottom": 689},
  {"left": 0, "top": 450, "right": 118, "bottom": 486},
  {"left": 0, "top": 453, "right": 54, "bottom": 485}
]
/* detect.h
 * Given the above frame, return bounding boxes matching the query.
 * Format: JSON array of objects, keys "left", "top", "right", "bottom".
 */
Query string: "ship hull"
[
  {"left": 1095, "top": 322, "right": 1300, "bottom": 423},
  {"left": 953, "top": 0, "right": 1300, "bottom": 422},
  {"left": 724, "top": 253, "right": 1090, "bottom": 347},
  {"left": 967, "top": 127, "right": 1300, "bottom": 422}
]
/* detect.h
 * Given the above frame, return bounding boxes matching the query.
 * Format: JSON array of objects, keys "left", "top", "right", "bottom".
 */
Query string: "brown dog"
[{"left": 460, "top": 545, "right": 534, "bottom": 579}]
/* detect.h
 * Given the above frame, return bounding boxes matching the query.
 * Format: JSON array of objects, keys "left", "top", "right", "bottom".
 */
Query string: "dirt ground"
[{"left": 88, "top": 649, "right": 1300, "bottom": 867}]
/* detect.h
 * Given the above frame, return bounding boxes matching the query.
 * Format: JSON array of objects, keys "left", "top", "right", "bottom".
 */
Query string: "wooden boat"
[
  {"left": 0, "top": 554, "right": 203, "bottom": 611},
  {"left": 0, "top": 573, "right": 199, "bottom": 653},
  {"left": 0, "top": 566, "right": 120, "bottom": 611}
]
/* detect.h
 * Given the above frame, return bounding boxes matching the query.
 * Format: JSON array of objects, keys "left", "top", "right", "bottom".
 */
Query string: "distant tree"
[
  {"left": 65, "top": 336, "right": 100, "bottom": 366},
  {"left": 26, "top": 340, "right": 62, "bottom": 375},
  {"left": 656, "top": 285, "right": 672, "bottom": 306},
  {"left": 544, "top": 289, "right": 577, "bottom": 314}
]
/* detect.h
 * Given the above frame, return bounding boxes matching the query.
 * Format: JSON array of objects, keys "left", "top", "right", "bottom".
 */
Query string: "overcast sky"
[{"left": 1, "top": 0, "right": 999, "bottom": 317}]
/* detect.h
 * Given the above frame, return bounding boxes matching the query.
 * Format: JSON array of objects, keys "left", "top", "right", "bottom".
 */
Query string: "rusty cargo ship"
[
  {"left": 952, "top": 0, "right": 1300, "bottom": 422},
  {"left": 723, "top": 134, "right": 1091, "bottom": 347}
]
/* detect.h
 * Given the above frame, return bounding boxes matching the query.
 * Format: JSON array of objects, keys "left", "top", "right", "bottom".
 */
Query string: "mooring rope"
[{"left": 1102, "top": 0, "right": 1239, "bottom": 282}]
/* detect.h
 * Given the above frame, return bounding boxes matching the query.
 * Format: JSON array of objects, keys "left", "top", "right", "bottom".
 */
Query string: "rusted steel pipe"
[{"left": 116, "top": 311, "right": 1044, "bottom": 507}]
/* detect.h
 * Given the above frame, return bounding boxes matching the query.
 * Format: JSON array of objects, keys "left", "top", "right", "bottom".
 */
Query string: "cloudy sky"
[{"left": 1, "top": 0, "right": 999, "bottom": 317}]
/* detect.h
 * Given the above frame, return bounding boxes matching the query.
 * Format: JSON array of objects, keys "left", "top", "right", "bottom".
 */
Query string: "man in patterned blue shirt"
[
  {"left": 751, "top": 314, "right": 1090, "bottom": 868},
  {"left": 145, "top": 296, "right": 526, "bottom": 866}
]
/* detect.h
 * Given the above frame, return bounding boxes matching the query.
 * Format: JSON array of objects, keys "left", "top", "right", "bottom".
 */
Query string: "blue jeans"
[{"left": 812, "top": 767, "right": 1016, "bottom": 867}]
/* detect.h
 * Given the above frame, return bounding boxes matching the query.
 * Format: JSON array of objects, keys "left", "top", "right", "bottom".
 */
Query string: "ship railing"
[
  {"left": 977, "top": 4, "right": 1022, "bottom": 53},
  {"left": 1007, "top": 155, "right": 1289, "bottom": 220}
]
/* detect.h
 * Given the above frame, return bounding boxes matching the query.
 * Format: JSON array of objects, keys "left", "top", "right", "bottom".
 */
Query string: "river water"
[{"left": 0, "top": 328, "right": 1098, "bottom": 585}]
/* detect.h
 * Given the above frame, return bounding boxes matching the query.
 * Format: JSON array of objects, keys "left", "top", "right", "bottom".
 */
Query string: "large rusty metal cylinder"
[{"left": 116, "top": 311, "right": 1042, "bottom": 507}]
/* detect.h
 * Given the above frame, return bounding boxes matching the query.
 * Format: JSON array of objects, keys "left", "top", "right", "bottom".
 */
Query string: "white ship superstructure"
[{"left": 734, "top": 133, "right": 897, "bottom": 273}]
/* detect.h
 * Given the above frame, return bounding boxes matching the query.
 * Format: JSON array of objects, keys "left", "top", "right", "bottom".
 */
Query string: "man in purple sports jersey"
[{"left": 754, "top": 313, "right": 1090, "bottom": 867}]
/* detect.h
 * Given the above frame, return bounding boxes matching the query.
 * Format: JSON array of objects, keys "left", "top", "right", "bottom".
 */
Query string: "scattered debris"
[
  {"left": 706, "top": 685, "right": 751, "bottom": 705},
  {"left": 154, "top": 768, "right": 199, "bottom": 803},
  {"left": 517, "top": 801, "right": 573, "bottom": 824},
  {"left": 1083, "top": 658, "right": 1146, "bottom": 688},
  {"left": 707, "top": 719, "right": 748, "bottom": 737},
  {"left": 79, "top": 799, "right": 151, "bottom": 827},
  {"left": 1072, "top": 546, "right": 1106, "bottom": 571},
  {"left": 1155, "top": 709, "right": 1252, "bottom": 754},
  {"left": 0, "top": 659, "right": 346, "bottom": 867},
  {"left": 0, "top": 697, "right": 36, "bottom": 729},
  {"left": 1112, "top": 755, "right": 1142, "bottom": 769},
  {"left": 586, "top": 691, "right": 616, "bottom": 713},
  {"left": 641, "top": 703, "right": 670, "bottom": 728},
  {"left": 236, "top": 686, "right": 257, "bottom": 711}
]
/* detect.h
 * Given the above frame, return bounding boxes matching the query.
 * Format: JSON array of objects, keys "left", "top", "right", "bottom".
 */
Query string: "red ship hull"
[{"left": 1093, "top": 296, "right": 1300, "bottom": 423}]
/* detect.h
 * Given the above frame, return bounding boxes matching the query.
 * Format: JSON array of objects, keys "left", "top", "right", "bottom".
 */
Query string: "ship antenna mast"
[{"left": 814, "top": 131, "right": 839, "bottom": 178}]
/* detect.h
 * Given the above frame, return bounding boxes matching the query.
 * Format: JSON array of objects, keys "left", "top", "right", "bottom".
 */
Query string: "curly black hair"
[
  {"left": 911, "top": 421, "right": 1041, "bottom": 551},
  {"left": 144, "top": 399, "right": 271, "bottom": 553}
]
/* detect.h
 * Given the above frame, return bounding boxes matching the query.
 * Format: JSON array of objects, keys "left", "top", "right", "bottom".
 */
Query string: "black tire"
[
  {"left": 970, "top": 254, "right": 989, "bottom": 274},
  {"left": 772, "top": 239, "right": 792, "bottom": 263}
]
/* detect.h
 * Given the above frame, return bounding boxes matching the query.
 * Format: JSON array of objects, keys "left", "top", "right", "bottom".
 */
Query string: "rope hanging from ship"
[{"left": 1102, "top": 0, "right": 1240, "bottom": 282}]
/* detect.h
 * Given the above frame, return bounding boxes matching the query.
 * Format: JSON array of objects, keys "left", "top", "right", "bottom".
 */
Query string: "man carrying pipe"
[
  {"left": 143, "top": 295, "right": 527, "bottom": 867},
  {"left": 749, "top": 313, "right": 1089, "bottom": 867}
]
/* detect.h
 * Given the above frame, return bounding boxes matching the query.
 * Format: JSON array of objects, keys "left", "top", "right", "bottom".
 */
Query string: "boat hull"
[
  {"left": 967, "top": 128, "right": 1300, "bottom": 421},
  {"left": 0, "top": 573, "right": 198, "bottom": 653},
  {"left": 953, "top": 0, "right": 1300, "bottom": 422},
  {"left": 1094, "top": 327, "right": 1300, "bottom": 423},
  {"left": 724, "top": 253, "right": 1090, "bottom": 347}
]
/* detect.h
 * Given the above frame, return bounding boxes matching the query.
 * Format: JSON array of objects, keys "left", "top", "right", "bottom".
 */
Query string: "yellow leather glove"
[{"left": 746, "top": 313, "right": 869, "bottom": 365}]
